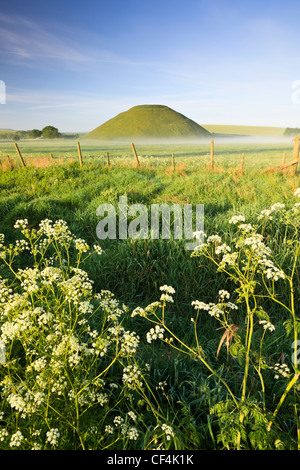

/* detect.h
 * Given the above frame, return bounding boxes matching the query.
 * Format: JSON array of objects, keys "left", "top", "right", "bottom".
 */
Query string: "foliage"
[
  {"left": 0, "top": 219, "right": 182, "bottom": 449},
  {"left": 41, "top": 126, "right": 62, "bottom": 139},
  {"left": 133, "top": 190, "right": 300, "bottom": 449},
  {"left": 12, "top": 131, "right": 27, "bottom": 141},
  {"left": 284, "top": 127, "right": 300, "bottom": 137},
  {"left": 0, "top": 127, "right": 69, "bottom": 141},
  {"left": 28, "top": 129, "right": 42, "bottom": 139}
]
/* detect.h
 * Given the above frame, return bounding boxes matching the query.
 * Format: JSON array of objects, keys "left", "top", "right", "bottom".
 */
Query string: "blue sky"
[{"left": 0, "top": 0, "right": 300, "bottom": 132}]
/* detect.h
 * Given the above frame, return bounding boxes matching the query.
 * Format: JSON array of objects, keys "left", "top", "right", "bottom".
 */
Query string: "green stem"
[
  {"left": 290, "top": 243, "right": 300, "bottom": 372},
  {"left": 241, "top": 296, "right": 253, "bottom": 403},
  {"left": 237, "top": 294, "right": 253, "bottom": 450},
  {"left": 267, "top": 373, "right": 299, "bottom": 431},
  {"left": 289, "top": 278, "right": 299, "bottom": 373}
]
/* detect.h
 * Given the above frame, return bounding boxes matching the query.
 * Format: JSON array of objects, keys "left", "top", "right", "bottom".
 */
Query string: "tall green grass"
[{"left": 0, "top": 157, "right": 298, "bottom": 314}]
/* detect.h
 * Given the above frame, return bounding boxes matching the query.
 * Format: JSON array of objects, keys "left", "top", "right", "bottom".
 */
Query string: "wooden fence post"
[
  {"left": 172, "top": 152, "right": 175, "bottom": 171},
  {"left": 292, "top": 137, "right": 299, "bottom": 175},
  {"left": 14, "top": 143, "right": 26, "bottom": 168},
  {"left": 282, "top": 152, "right": 286, "bottom": 165},
  {"left": 76, "top": 141, "right": 83, "bottom": 166},
  {"left": 241, "top": 153, "right": 245, "bottom": 175},
  {"left": 210, "top": 140, "right": 214, "bottom": 170},
  {"left": 131, "top": 142, "right": 140, "bottom": 167},
  {"left": 279, "top": 158, "right": 300, "bottom": 172},
  {"left": 107, "top": 152, "right": 110, "bottom": 167}
]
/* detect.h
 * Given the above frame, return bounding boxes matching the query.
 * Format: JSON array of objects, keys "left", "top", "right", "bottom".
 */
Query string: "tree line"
[
  {"left": 1, "top": 126, "right": 80, "bottom": 141},
  {"left": 283, "top": 127, "right": 300, "bottom": 137}
]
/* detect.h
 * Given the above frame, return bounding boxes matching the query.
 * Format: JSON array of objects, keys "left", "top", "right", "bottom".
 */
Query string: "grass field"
[
  {"left": 0, "top": 139, "right": 298, "bottom": 300},
  {"left": 0, "top": 138, "right": 299, "bottom": 450},
  {"left": 0, "top": 137, "right": 296, "bottom": 169},
  {"left": 203, "top": 124, "right": 286, "bottom": 136}
]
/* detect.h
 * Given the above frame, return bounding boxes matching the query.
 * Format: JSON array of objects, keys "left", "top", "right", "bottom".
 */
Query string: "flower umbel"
[{"left": 147, "top": 325, "right": 165, "bottom": 343}]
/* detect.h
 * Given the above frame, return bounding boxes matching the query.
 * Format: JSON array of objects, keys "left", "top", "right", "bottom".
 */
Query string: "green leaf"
[{"left": 255, "top": 306, "right": 270, "bottom": 322}]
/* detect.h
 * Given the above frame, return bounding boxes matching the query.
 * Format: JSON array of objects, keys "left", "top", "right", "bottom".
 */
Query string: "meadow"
[{"left": 0, "top": 138, "right": 299, "bottom": 450}]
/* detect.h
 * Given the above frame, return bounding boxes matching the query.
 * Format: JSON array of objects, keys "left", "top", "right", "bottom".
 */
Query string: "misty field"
[
  {"left": 0, "top": 137, "right": 296, "bottom": 170},
  {"left": 0, "top": 139, "right": 299, "bottom": 450}
]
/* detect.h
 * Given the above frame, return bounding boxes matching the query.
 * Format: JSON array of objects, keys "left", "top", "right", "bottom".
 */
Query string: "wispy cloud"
[
  {"left": 7, "top": 88, "right": 100, "bottom": 108},
  {"left": 0, "top": 12, "right": 159, "bottom": 69},
  {"left": 0, "top": 13, "right": 88, "bottom": 62},
  {"left": 0, "top": 13, "right": 132, "bottom": 67}
]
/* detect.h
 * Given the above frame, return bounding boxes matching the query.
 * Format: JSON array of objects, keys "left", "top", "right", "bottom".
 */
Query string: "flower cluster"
[
  {"left": 131, "top": 306, "right": 147, "bottom": 318},
  {"left": 74, "top": 238, "right": 90, "bottom": 253},
  {"left": 11, "top": 218, "right": 104, "bottom": 266},
  {"left": 191, "top": 291, "right": 238, "bottom": 319},
  {"left": 93, "top": 243, "right": 103, "bottom": 255},
  {"left": 146, "top": 324, "right": 165, "bottom": 343},
  {"left": 156, "top": 381, "right": 168, "bottom": 391},
  {"left": 229, "top": 215, "right": 246, "bottom": 225},
  {"left": 46, "top": 428, "right": 60, "bottom": 446},
  {"left": 161, "top": 423, "right": 175, "bottom": 441},
  {"left": 218, "top": 290, "right": 230, "bottom": 300},
  {"left": 122, "top": 364, "right": 143, "bottom": 389},
  {"left": 38, "top": 218, "right": 72, "bottom": 242},
  {"left": 131, "top": 301, "right": 161, "bottom": 319},
  {"left": 257, "top": 257, "right": 285, "bottom": 281},
  {"left": 271, "top": 363, "right": 291, "bottom": 380},
  {"left": 10, "top": 430, "right": 24, "bottom": 448},
  {"left": 192, "top": 205, "right": 289, "bottom": 282},
  {"left": 14, "top": 219, "right": 29, "bottom": 230},
  {"left": 104, "top": 413, "right": 140, "bottom": 441},
  {"left": 259, "top": 320, "right": 275, "bottom": 332},
  {"left": 236, "top": 233, "right": 271, "bottom": 258},
  {"left": 59, "top": 267, "right": 94, "bottom": 304},
  {"left": 0, "top": 218, "right": 146, "bottom": 449},
  {"left": 159, "top": 285, "right": 175, "bottom": 303}
]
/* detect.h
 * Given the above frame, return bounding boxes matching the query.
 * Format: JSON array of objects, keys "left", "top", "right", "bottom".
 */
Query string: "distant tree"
[
  {"left": 28, "top": 129, "right": 42, "bottom": 138},
  {"left": 41, "top": 126, "right": 61, "bottom": 139},
  {"left": 284, "top": 127, "right": 300, "bottom": 137},
  {"left": 12, "top": 131, "right": 27, "bottom": 141}
]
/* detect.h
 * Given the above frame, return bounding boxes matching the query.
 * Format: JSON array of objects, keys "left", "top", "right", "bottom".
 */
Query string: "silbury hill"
[{"left": 83, "top": 105, "right": 211, "bottom": 141}]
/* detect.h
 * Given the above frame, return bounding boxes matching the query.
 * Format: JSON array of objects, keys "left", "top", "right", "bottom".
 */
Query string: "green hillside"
[
  {"left": 203, "top": 124, "right": 286, "bottom": 136},
  {"left": 83, "top": 104, "right": 211, "bottom": 141}
]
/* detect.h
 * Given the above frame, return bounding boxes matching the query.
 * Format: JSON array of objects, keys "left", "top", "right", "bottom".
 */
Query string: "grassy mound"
[{"left": 83, "top": 104, "right": 211, "bottom": 141}]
